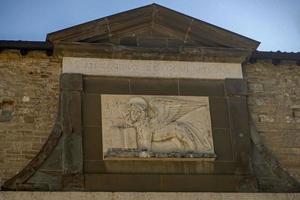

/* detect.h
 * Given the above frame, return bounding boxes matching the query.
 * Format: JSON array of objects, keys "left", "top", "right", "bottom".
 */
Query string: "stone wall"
[
  {"left": 244, "top": 60, "right": 300, "bottom": 182},
  {"left": 0, "top": 50, "right": 61, "bottom": 185},
  {"left": 0, "top": 50, "right": 299, "bottom": 189}
]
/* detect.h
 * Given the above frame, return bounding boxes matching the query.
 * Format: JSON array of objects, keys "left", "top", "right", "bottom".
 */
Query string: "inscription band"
[{"left": 63, "top": 57, "right": 243, "bottom": 79}]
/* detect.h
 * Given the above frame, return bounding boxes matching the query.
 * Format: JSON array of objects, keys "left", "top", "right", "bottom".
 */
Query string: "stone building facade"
[{"left": 0, "top": 3, "right": 299, "bottom": 197}]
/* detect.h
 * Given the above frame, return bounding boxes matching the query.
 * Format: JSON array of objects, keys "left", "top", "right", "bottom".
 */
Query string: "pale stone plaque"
[
  {"left": 63, "top": 57, "right": 243, "bottom": 79},
  {"left": 101, "top": 95, "right": 215, "bottom": 160}
]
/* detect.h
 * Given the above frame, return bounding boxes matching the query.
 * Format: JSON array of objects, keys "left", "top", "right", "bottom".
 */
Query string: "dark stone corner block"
[
  {"left": 60, "top": 73, "right": 83, "bottom": 91},
  {"left": 225, "top": 79, "right": 248, "bottom": 96}
]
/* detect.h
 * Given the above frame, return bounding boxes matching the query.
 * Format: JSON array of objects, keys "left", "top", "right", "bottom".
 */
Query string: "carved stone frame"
[
  {"left": 81, "top": 74, "right": 254, "bottom": 191},
  {"left": 2, "top": 73, "right": 255, "bottom": 192}
]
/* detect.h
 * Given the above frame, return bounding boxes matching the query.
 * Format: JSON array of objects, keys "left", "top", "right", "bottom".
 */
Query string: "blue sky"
[{"left": 0, "top": 0, "right": 299, "bottom": 52}]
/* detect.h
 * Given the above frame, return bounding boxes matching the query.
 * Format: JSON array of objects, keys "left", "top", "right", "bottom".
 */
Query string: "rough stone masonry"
[
  {"left": 244, "top": 59, "right": 300, "bottom": 183},
  {"left": 0, "top": 49, "right": 300, "bottom": 190},
  {"left": 0, "top": 50, "right": 60, "bottom": 185}
]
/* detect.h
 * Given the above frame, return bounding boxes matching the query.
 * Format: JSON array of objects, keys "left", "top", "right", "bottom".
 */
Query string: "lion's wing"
[{"left": 148, "top": 97, "right": 207, "bottom": 131}]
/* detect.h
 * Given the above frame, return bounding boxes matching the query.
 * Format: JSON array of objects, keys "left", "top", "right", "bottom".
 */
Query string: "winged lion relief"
[{"left": 101, "top": 95, "right": 215, "bottom": 159}]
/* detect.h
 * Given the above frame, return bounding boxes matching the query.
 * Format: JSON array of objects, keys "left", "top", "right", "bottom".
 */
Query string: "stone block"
[
  {"left": 225, "top": 79, "right": 248, "bottom": 96},
  {"left": 60, "top": 73, "right": 83, "bottom": 91},
  {"left": 248, "top": 83, "right": 264, "bottom": 93},
  {"left": 258, "top": 114, "right": 275, "bottom": 123},
  {"left": 0, "top": 111, "right": 12, "bottom": 122},
  {"left": 23, "top": 115, "right": 35, "bottom": 123}
]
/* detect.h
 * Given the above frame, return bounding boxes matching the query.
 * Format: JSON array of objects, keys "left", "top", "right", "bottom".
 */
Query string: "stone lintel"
[{"left": 63, "top": 57, "right": 243, "bottom": 79}]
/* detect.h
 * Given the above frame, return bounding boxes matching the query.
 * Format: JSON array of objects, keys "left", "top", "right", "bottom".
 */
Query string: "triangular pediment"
[{"left": 47, "top": 4, "right": 260, "bottom": 50}]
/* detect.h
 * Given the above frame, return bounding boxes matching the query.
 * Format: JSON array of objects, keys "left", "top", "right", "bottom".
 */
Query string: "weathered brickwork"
[
  {"left": 0, "top": 50, "right": 61, "bottom": 185},
  {"left": 244, "top": 60, "right": 300, "bottom": 182}
]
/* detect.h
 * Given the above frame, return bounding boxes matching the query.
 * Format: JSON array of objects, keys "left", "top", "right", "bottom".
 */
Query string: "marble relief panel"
[{"left": 101, "top": 95, "right": 215, "bottom": 160}]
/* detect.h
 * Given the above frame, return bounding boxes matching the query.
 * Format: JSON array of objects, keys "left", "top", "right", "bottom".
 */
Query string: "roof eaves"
[
  {"left": 0, "top": 40, "right": 53, "bottom": 51},
  {"left": 252, "top": 51, "right": 300, "bottom": 61}
]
